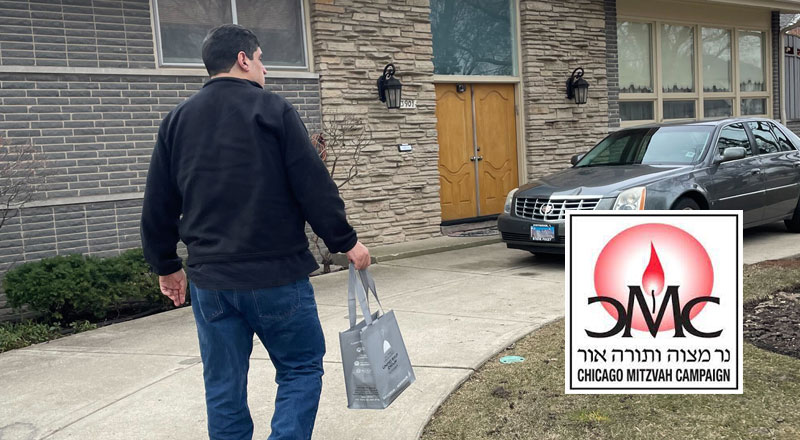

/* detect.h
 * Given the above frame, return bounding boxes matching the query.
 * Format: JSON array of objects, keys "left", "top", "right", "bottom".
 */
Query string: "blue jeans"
[{"left": 190, "top": 278, "right": 326, "bottom": 440}]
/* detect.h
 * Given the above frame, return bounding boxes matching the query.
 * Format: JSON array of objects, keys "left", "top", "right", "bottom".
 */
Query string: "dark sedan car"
[{"left": 498, "top": 118, "right": 800, "bottom": 254}]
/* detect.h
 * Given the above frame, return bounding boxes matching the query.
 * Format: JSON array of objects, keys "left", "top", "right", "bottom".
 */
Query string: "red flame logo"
[
  {"left": 642, "top": 242, "right": 665, "bottom": 297},
  {"left": 594, "top": 224, "right": 715, "bottom": 332}
]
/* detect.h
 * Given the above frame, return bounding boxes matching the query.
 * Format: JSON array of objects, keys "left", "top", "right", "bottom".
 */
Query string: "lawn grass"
[{"left": 421, "top": 257, "right": 800, "bottom": 440}]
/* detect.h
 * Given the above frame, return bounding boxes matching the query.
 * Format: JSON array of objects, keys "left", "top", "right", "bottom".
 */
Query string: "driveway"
[{"left": 0, "top": 223, "right": 798, "bottom": 440}]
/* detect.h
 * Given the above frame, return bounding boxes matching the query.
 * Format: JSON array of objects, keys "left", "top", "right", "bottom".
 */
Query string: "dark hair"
[{"left": 201, "top": 24, "right": 260, "bottom": 76}]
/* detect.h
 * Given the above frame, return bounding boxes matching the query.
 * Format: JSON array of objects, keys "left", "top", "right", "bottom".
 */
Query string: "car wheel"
[
  {"left": 672, "top": 197, "right": 700, "bottom": 210},
  {"left": 784, "top": 197, "right": 800, "bottom": 233}
]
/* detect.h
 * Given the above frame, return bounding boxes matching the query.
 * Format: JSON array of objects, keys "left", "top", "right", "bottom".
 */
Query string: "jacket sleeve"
[
  {"left": 140, "top": 118, "right": 183, "bottom": 275},
  {"left": 281, "top": 106, "right": 358, "bottom": 254}
]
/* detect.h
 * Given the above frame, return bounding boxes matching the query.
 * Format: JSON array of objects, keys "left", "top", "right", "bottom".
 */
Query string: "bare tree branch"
[
  {"left": 308, "top": 116, "right": 372, "bottom": 273},
  {"left": 0, "top": 137, "right": 43, "bottom": 233}
]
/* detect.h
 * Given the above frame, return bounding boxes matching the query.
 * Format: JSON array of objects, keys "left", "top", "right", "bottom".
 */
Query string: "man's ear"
[{"left": 237, "top": 51, "right": 249, "bottom": 72}]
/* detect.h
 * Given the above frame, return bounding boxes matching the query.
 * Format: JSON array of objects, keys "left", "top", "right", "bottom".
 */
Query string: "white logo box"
[{"left": 564, "top": 211, "right": 743, "bottom": 394}]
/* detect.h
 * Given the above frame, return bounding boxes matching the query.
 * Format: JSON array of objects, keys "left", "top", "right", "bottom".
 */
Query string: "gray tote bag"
[{"left": 339, "top": 265, "right": 415, "bottom": 409}]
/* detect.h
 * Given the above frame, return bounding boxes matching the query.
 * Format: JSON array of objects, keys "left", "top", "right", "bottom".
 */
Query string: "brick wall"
[
  {"left": 773, "top": 11, "right": 781, "bottom": 119},
  {"left": 605, "top": 0, "right": 619, "bottom": 129},
  {"left": 0, "top": 0, "right": 155, "bottom": 69},
  {"left": 0, "top": 200, "right": 143, "bottom": 269},
  {"left": 310, "top": 0, "right": 442, "bottom": 245},
  {"left": 519, "top": 0, "right": 610, "bottom": 178},
  {"left": 0, "top": 73, "right": 201, "bottom": 199},
  {"left": 0, "top": 199, "right": 143, "bottom": 320},
  {"left": 0, "top": 73, "right": 321, "bottom": 201},
  {"left": 0, "top": 73, "right": 322, "bottom": 320}
]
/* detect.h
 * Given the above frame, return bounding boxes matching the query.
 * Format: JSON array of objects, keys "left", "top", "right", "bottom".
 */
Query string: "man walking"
[{"left": 140, "top": 24, "right": 370, "bottom": 440}]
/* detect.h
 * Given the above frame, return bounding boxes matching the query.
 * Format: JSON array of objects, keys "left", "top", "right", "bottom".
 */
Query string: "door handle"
[
  {"left": 470, "top": 156, "right": 484, "bottom": 162},
  {"left": 794, "top": 162, "right": 800, "bottom": 168},
  {"left": 751, "top": 169, "right": 761, "bottom": 175}
]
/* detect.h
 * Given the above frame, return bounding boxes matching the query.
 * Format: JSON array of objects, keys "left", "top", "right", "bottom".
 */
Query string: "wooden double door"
[{"left": 436, "top": 83, "right": 519, "bottom": 221}]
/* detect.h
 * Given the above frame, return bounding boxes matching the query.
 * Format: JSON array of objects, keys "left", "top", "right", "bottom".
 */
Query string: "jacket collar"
[{"left": 203, "top": 77, "right": 263, "bottom": 89}]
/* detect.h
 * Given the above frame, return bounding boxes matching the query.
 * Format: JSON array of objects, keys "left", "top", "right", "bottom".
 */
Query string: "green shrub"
[
  {"left": 69, "top": 320, "right": 97, "bottom": 333},
  {"left": 99, "top": 248, "right": 167, "bottom": 308},
  {"left": 0, "top": 321, "right": 61, "bottom": 353},
  {"left": 3, "top": 254, "right": 100, "bottom": 322},
  {"left": 2, "top": 249, "right": 167, "bottom": 323}
]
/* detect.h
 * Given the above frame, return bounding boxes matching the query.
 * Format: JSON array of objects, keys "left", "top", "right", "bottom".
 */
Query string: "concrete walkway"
[{"left": 0, "top": 223, "right": 798, "bottom": 440}]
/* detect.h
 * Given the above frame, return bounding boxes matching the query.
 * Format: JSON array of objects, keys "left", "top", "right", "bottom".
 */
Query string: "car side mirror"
[
  {"left": 717, "top": 147, "right": 747, "bottom": 163},
  {"left": 571, "top": 153, "right": 585, "bottom": 166}
]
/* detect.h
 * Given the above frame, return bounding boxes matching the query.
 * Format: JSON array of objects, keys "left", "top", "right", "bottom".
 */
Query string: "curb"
[{"left": 330, "top": 235, "right": 501, "bottom": 267}]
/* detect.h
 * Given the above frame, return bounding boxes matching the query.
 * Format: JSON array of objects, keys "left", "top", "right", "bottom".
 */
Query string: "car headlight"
[
  {"left": 613, "top": 187, "right": 647, "bottom": 210},
  {"left": 503, "top": 188, "right": 519, "bottom": 214}
]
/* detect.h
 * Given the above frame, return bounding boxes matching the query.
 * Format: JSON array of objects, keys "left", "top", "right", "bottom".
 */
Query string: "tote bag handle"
[{"left": 347, "top": 264, "right": 385, "bottom": 328}]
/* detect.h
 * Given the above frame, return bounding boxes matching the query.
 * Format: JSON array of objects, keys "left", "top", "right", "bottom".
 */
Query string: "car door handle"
[
  {"left": 751, "top": 169, "right": 761, "bottom": 175},
  {"left": 794, "top": 162, "right": 800, "bottom": 168}
]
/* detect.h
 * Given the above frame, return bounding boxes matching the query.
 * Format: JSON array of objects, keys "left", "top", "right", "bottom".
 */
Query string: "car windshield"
[{"left": 575, "top": 126, "right": 714, "bottom": 167}]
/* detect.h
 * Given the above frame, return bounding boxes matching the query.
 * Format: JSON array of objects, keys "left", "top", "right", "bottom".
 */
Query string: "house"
[
  {"left": 1, "top": 0, "right": 799, "bottom": 318},
  {"left": 783, "top": 12, "right": 800, "bottom": 131}
]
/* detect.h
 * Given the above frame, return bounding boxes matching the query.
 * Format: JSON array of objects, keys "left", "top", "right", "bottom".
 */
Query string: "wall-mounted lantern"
[
  {"left": 566, "top": 67, "right": 589, "bottom": 105},
  {"left": 377, "top": 63, "right": 402, "bottom": 109}
]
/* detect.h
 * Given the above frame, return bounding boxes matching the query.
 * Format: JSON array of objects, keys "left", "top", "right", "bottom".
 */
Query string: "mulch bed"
[{"left": 744, "top": 290, "right": 800, "bottom": 360}]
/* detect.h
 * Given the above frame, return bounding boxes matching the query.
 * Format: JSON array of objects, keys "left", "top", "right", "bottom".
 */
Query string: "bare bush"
[
  {"left": 310, "top": 115, "right": 372, "bottom": 273},
  {"left": 0, "top": 138, "right": 43, "bottom": 233}
]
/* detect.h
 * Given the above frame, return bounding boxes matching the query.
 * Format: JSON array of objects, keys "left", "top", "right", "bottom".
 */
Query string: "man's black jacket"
[{"left": 140, "top": 77, "right": 357, "bottom": 276}]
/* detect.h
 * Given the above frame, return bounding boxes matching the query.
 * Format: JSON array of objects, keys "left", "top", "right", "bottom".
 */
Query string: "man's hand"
[
  {"left": 346, "top": 241, "right": 371, "bottom": 270},
  {"left": 159, "top": 269, "right": 187, "bottom": 306}
]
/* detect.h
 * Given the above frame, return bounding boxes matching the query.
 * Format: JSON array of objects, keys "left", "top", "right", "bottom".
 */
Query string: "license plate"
[{"left": 530, "top": 225, "right": 555, "bottom": 242}]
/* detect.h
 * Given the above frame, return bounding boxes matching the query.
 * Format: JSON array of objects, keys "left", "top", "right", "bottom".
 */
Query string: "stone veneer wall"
[
  {"left": 309, "top": 0, "right": 442, "bottom": 246},
  {"left": 773, "top": 11, "right": 782, "bottom": 119},
  {"left": 519, "top": 0, "right": 610, "bottom": 178}
]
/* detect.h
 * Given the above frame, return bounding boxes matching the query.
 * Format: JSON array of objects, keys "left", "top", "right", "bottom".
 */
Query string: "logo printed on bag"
[
  {"left": 383, "top": 351, "right": 399, "bottom": 372},
  {"left": 383, "top": 340, "right": 392, "bottom": 353}
]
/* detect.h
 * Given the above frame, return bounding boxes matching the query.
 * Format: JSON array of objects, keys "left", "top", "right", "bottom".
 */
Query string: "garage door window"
[
  {"left": 739, "top": 31, "right": 766, "bottom": 92},
  {"left": 617, "top": 20, "right": 770, "bottom": 125},
  {"left": 662, "top": 24, "right": 695, "bottom": 93},
  {"left": 618, "top": 22, "right": 653, "bottom": 93}
]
